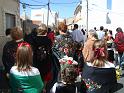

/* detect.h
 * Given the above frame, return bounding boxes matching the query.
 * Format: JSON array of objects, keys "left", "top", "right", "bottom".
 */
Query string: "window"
[{"left": 5, "top": 13, "right": 15, "bottom": 29}]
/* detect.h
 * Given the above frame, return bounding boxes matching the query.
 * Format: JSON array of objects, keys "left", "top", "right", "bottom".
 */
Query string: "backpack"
[
  {"left": 114, "top": 32, "right": 124, "bottom": 52},
  {"left": 35, "top": 45, "right": 49, "bottom": 61}
]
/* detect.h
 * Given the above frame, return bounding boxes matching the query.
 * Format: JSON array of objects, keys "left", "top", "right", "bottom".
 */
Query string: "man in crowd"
[{"left": 71, "top": 24, "right": 84, "bottom": 43}]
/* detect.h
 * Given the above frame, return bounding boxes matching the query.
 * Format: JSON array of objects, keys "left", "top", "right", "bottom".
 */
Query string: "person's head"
[
  {"left": 47, "top": 27, "right": 52, "bottom": 34},
  {"left": 88, "top": 29, "right": 98, "bottom": 39},
  {"left": 74, "top": 24, "right": 78, "bottom": 29},
  {"left": 37, "top": 24, "right": 47, "bottom": 35},
  {"left": 61, "top": 65, "right": 78, "bottom": 84},
  {"left": 10, "top": 27, "right": 23, "bottom": 40},
  {"left": 5, "top": 28, "right": 11, "bottom": 36},
  {"left": 73, "top": 42, "right": 84, "bottom": 51},
  {"left": 58, "top": 22, "right": 67, "bottom": 33},
  {"left": 94, "top": 27, "right": 97, "bottom": 31},
  {"left": 92, "top": 40, "right": 108, "bottom": 67},
  {"left": 108, "top": 30, "right": 112, "bottom": 35},
  {"left": 16, "top": 42, "right": 32, "bottom": 71},
  {"left": 116, "top": 27, "right": 123, "bottom": 32},
  {"left": 100, "top": 26, "right": 104, "bottom": 31}
]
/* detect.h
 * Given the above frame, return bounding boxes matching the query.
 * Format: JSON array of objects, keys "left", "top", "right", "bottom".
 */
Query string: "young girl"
[
  {"left": 9, "top": 42, "right": 44, "bottom": 93},
  {"left": 82, "top": 40, "right": 117, "bottom": 93},
  {"left": 51, "top": 58, "right": 87, "bottom": 93},
  {"left": 73, "top": 42, "right": 84, "bottom": 73}
]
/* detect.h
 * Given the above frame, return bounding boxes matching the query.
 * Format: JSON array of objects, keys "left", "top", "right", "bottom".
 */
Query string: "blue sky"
[
  {"left": 107, "top": 0, "right": 112, "bottom": 10},
  {"left": 20, "top": 0, "right": 80, "bottom": 19}
]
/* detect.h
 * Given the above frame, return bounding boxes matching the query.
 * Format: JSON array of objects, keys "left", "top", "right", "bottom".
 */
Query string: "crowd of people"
[{"left": 1, "top": 22, "right": 124, "bottom": 93}]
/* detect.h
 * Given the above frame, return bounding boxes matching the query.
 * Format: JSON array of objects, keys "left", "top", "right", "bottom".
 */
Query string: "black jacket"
[
  {"left": 2, "top": 40, "right": 23, "bottom": 73},
  {"left": 82, "top": 63, "right": 117, "bottom": 93}
]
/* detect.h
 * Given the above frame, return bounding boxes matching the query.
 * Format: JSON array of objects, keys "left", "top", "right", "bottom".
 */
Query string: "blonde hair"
[
  {"left": 11, "top": 27, "right": 23, "bottom": 40},
  {"left": 92, "top": 40, "right": 108, "bottom": 67},
  {"left": 37, "top": 24, "right": 47, "bottom": 35},
  {"left": 88, "top": 29, "right": 98, "bottom": 39},
  {"left": 16, "top": 42, "right": 32, "bottom": 71}
]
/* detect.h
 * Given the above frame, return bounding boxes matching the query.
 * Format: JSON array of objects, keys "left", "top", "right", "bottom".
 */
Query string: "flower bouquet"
[{"left": 59, "top": 56, "right": 78, "bottom": 71}]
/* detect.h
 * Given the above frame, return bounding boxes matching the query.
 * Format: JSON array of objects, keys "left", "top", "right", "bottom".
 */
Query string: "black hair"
[
  {"left": 116, "top": 27, "right": 122, "bottom": 32},
  {"left": 100, "top": 26, "right": 104, "bottom": 31},
  {"left": 5, "top": 28, "right": 11, "bottom": 36},
  {"left": 74, "top": 24, "right": 78, "bottom": 29}
]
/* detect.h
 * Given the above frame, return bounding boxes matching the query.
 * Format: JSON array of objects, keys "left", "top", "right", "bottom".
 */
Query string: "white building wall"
[
  {"left": 31, "top": 8, "right": 56, "bottom": 26},
  {"left": 81, "top": 0, "right": 107, "bottom": 30},
  {"left": 111, "top": 0, "right": 124, "bottom": 29}
]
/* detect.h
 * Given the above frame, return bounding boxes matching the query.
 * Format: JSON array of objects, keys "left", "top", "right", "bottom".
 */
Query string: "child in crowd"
[
  {"left": 50, "top": 58, "right": 87, "bottom": 93},
  {"left": 9, "top": 42, "right": 44, "bottom": 93},
  {"left": 73, "top": 42, "right": 84, "bottom": 73},
  {"left": 82, "top": 40, "right": 117, "bottom": 93}
]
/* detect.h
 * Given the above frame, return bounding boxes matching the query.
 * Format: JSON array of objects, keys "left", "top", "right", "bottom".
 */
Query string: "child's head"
[
  {"left": 61, "top": 65, "right": 78, "bottom": 84},
  {"left": 16, "top": 42, "right": 32, "bottom": 71},
  {"left": 92, "top": 40, "right": 108, "bottom": 67}
]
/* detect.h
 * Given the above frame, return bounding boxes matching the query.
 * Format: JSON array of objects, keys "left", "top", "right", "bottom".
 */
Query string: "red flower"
[
  {"left": 68, "top": 60, "right": 73, "bottom": 64},
  {"left": 86, "top": 84, "right": 90, "bottom": 88},
  {"left": 64, "top": 48, "right": 69, "bottom": 55}
]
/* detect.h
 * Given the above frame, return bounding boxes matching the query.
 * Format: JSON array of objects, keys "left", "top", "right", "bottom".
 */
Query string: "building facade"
[
  {"left": 31, "top": 8, "right": 58, "bottom": 27},
  {"left": 0, "top": 0, "right": 20, "bottom": 66},
  {"left": 74, "top": 0, "right": 124, "bottom": 33}
]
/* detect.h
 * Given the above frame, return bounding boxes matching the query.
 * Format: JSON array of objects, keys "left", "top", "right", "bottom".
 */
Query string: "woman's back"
[
  {"left": 82, "top": 40, "right": 117, "bottom": 93},
  {"left": 10, "top": 66, "right": 44, "bottom": 93},
  {"left": 82, "top": 63, "right": 117, "bottom": 93}
]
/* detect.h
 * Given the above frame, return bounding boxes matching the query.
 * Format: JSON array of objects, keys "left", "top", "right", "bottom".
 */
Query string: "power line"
[
  {"left": 30, "top": 0, "right": 43, "bottom": 3},
  {"left": 27, "top": 6, "right": 47, "bottom": 9},
  {"left": 50, "top": 1, "right": 80, "bottom": 5},
  {"left": 19, "top": 1, "right": 47, "bottom": 6}
]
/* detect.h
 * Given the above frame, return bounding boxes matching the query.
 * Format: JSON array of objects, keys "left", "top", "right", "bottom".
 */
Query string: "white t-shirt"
[{"left": 96, "top": 30, "right": 105, "bottom": 40}]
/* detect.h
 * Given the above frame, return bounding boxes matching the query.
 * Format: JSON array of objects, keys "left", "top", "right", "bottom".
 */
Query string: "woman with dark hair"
[
  {"left": 82, "top": 40, "right": 117, "bottom": 93},
  {"left": 10, "top": 42, "right": 44, "bottom": 93}
]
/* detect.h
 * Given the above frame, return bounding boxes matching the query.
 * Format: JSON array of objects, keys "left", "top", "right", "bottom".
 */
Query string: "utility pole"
[
  {"left": 47, "top": 0, "right": 50, "bottom": 30},
  {"left": 86, "top": 0, "right": 88, "bottom": 31},
  {"left": 22, "top": 3, "right": 26, "bottom": 20}
]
